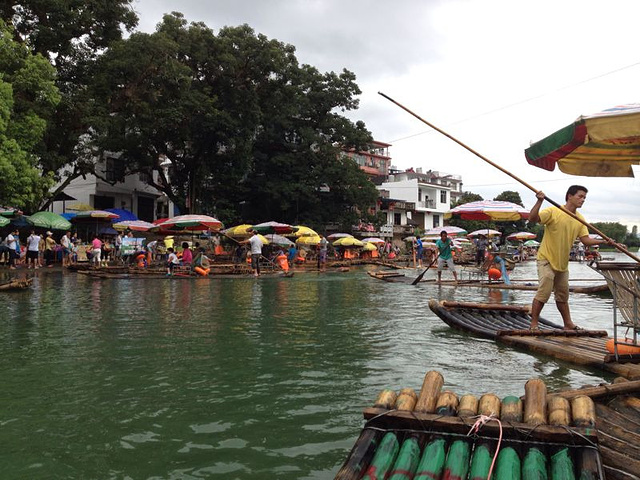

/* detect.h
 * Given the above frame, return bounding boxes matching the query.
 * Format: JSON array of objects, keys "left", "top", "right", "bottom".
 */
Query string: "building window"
[
  {"left": 94, "top": 195, "right": 115, "bottom": 210},
  {"left": 418, "top": 189, "right": 422, "bottom": 202},
  {"left": 393, "top": 213, "right": 401, "bottom": 225},
  {"left": 433, "top": 214, "right": 440, "bottom": 228},
  {"left": 105, "top": 157, "right": 125, "bottom": 182},
  {"left": 440, "top": 190, "right": 447, "bottom": 203}
]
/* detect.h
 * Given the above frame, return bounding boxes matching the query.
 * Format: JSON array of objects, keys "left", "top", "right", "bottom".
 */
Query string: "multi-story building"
[
  {"left": 50, "top": 153, "right": 173, "bottom": 222},
  {"left": 377, "top": 168, "right": 463, "bottom": 244},
  {"left": 342, "top": 140, "right": 392, "bottom": 177}
]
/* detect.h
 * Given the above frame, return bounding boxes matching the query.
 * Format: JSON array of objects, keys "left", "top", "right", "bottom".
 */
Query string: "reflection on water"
[{"left": 0, "top": 256, "right": 622, "bottom": 479}]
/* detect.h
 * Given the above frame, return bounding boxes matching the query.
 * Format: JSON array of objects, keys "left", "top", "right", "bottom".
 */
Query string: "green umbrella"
[
  {"left": 0, "top": 216, "right": 9, "bottom": 227},
  {"left": 27, "top": 211, "right": 72, "bottom": 231}
]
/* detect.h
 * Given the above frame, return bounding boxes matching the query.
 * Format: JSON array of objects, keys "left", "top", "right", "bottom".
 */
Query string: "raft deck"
[
  {"left": 336, "top": 370, "right": 640, "bottom": 480},
  {"left": 429, "top": 300, "right": 640, "bottom": 380}
]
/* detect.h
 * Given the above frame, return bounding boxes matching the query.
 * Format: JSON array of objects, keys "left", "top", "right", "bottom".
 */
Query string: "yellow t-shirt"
[{"left": 537, "top": 207, "right": 589, "bottom": 271}]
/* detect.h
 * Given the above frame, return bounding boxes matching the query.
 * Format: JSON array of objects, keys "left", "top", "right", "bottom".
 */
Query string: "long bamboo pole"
[{"left": 378, "top": 92, "right": 640, "bottom": 263}]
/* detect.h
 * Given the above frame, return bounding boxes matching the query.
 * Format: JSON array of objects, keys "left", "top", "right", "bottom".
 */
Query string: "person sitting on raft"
[
  {"left": 192, "top": 247, "right": 211, "bottom": 276},
  {"left": 181, "top": 242, "right": 193, "bottom": 265}
]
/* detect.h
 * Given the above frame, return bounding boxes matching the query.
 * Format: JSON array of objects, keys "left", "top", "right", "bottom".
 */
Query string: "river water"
[{"left": 0, "top": 256, "right": 622, "bottom": 479}]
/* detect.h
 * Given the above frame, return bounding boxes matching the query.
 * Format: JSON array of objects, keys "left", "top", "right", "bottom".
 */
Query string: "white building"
[
  {"left": 378, "top": 168, "right": 463, "bottom": 235},
  {"left": 51, "top": 153, "right": 174, "bottom": 221}
]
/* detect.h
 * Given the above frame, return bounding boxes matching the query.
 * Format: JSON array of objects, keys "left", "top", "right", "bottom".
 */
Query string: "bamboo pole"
[{"left": 378, "top": 91, "right": 640, "bottom": 264}]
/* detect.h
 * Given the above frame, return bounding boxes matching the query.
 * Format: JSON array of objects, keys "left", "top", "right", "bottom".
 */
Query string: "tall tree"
[
  {"left": 2, "top": 1, "right": 138, "bottom": 209},
  {"left": 0, "top": 19, "right": 59, "bottom": 210},
  {"left": 89, "top": 14, "right": 377, "bottom": 225}
]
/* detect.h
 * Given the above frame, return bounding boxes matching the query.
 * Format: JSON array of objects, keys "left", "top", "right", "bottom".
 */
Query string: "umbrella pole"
[{"left": 379, "top": 92, "right": 640, "bottom": 264}]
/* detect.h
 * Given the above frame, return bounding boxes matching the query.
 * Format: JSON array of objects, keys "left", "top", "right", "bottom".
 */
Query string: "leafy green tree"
[
  {"left": 591, "top": 222, "right": 627, "bottom": 243},
  {"left": 89, "top": 14, "right": 376, "bottom": 225},
  {"left": 0, "top": 20, "right": 59, "bottom": 210},
  {"left": 493, "top": 190, "right": 524, "bottom": 207},
  {"left": 2, "top": 1, "right": 138, "bottom": 209}
]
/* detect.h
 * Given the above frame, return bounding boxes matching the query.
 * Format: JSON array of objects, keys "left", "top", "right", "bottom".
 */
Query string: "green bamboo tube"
[
  {"left": 500, "top": 395, "right": 523, "bottom": 423},
  {"left": 458, "top": 394, "right": 479, "bottom": 417},
  {"left": 362, "top": 432, "right": 400, "bottom": 480},
  {"left": 334, "top": 429, "right": 381, "bottom": 480},
  {"left": 395, "top": 388, "right": 418, "bottom": 411},
  {"left": 442, "top": 439, "right": 471, "bottom": 480},
  {"left": 494, "top": 447, "right": 521, "bottom": 480},
  {"left": 468, "top": 442, "right": 492, "bottom": 480},
  {"left": 522, "top": 447, "right": 548, "bottom": 480},
  {"left": 374, "top": 389, "right": 398, "bottom": 409},
  {"left": 550, "top": 448, "right": 576, "bottom": 480},
  {"left": 414, "top": 437, "right": 446, "bottom": 480},
  {"left": 388, "top": 435, "right": 421, "bottom": 480}
]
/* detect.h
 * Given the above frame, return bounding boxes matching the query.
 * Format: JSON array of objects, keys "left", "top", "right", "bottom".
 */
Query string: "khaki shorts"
[
  {"left": 437, "top": 257, "right": 456, "bottom": 273},
  {"left": 534, "top": 260, "right": 569, "bottom": 303}
]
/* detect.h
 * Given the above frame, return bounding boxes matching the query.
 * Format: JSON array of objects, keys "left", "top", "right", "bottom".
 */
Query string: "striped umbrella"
[
  {"left": 424, "top": 226, "right": 468, "bottom": 237},
  {"left": 525, "top": 104, "right": 640, "bottom": 177},
  {"left": 468, "top": 229, "right": 502, "bottom": 237},
  {"left": 445, "top": 200, "right": 529, "bottom": 221},
  {"left": 250, "top": 221, "right": 297, "bottom": 235},
  {"left": 327, "top": 233, "right": 353, "bottom": 240},
  {"left": 112, "top": 220, "right": 156, "bottom": 232},
  {"left": 153, "top": 215, "right": 223, "bottom": 232},
  {"left": 263, "top": 234, "right": 294, "bottom": 247},
  {"left": 361, "top": 237, "right": 385, "bottom": 244}
]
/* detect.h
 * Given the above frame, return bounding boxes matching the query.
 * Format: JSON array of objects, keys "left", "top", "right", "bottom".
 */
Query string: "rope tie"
[{"left": 467, "top": 414, "right": 503, "bottom": 480}]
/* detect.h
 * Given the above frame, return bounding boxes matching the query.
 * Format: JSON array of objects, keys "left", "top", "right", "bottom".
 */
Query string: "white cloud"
[{"left": 132, "top": 0, "right": 640, "bottom": 230}]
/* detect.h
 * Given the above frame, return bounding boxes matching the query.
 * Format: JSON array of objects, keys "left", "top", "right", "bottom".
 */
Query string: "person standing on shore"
[
  {"left": 60, "top": 231, "right": 71, "bottom": 267},
  {"left": 528, "top": 186, "right": 618, "bottom": 330},
  {"left": 44, "top": 231, "right": 57, "bottom": 268},
  {"left": 26, "top": 230, "right": 41, "bottom": 269},
  {"left": 435, "top": 230, "right": 458, "bottom": 284},
  {"left": 246, "top": 230, "right": 264, "bottom": 277},
  {"left": 5, "top": 229, "right": 19, "bottom": 269}
]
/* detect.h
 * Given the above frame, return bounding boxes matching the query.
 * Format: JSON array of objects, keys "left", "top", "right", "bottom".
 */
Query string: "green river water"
[{"left": 0, "top": 258, "right": 619, "bottom": 479}]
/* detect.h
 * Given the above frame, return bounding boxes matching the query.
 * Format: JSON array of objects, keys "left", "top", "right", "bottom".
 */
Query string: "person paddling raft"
[{"left": 528, "top": 185, "right": 622, "bottom": 331}]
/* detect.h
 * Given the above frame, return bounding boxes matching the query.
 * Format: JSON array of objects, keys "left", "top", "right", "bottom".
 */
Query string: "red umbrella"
[
  {"left": 250, "top": 221, "right": 297, "bottom": 235},
  {"left": 153, "top": 215, "right": 223, "bottom": 232}
]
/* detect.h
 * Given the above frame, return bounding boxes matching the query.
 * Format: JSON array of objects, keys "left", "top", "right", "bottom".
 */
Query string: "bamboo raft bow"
[
  {"left": 378, "top": 91, "right": 640, "bottom": 265},
  {"left": 336, "top": 370, "right": 640, "bottom": 480},
  {"left": 429, "top": 300, "right": 640, "bottom": 380},
  {"left": 0, "top": 278, "right": 33, "bottom": 291}
]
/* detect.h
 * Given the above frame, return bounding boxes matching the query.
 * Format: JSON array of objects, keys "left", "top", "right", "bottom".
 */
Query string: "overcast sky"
[{"left": 132, "top": 0, "right": 640, "bottom": 230}]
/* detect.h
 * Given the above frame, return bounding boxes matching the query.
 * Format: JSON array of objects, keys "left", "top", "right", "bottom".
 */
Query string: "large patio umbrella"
[
  {"left": 361, "top": 237, "right": 385, "bottom": 244},
  {"left": 222, "top": 224, "right": 254, "bottom": 238},
  {"left": 333, "top": 237, "right": 364, "bottom": 247},
  {"left": 296, "top": 235, "right": 322, "bottom": 246},
  {"left": 250, "top": 221, "right": 297, "bottom": 235},
  {"left": 327, "top": 233, "right": 353, "bottom": 240},
  {"left": 524, "top": 240, "right": 540, "bottom": 247},
  {"left": 27, "top": 211, "right": 72, "bottom": 231},
  {"left": 467, "top": 228, "right": 502, "bottom": 237},
  {"left": 290, "top": 225, "right": 319, "bottom": 237},
  {"left": 112, "top": 220, "right": 155, "bottom": 232},
  {"left": 424, "top": 226, "right": 468, "bottom": 237},
  {"left": 153, "top": 214, "right": 223, "bottom": 232},
  {"left": 525, "top": 104, "right": 640, "bottom": 177},
  {"left": 73, "top": 210, "right": 120, "bottom": 220},
  {"left": 106, "top": 208, "right": 138, "bottom": 222},
  {"left": 0, "top": 216, "right": 9, "bottom": 227},
  {"left": 445, "top": 200, "right": 529, "bottom": 221},
  {"left": 507, "top": 231, "right": 537, "bottom": 241},
  {"left": 263, "top": 234, "right": 294, "bottom": 247}
]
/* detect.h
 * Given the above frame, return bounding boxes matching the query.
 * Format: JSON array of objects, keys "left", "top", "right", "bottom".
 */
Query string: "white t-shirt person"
[{"left": 27, "top": 233, "right": 41, "bottom": 252}]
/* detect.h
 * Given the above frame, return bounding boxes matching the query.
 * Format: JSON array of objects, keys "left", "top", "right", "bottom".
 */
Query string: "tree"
[
  {"left": 0, "top": 19, "right": 59, "bottom": 210},
  {"left": 89, "top": 15, "right": 377, "bottom": 225},
  {"left": 493, "top": 190, "right": 524, "bottom": 206},
  {"left": 2, "top": 1, "right": 138, "bottom": 209},
  {"left": 591, "top": 222, "right": 627, "bottom": 243}
]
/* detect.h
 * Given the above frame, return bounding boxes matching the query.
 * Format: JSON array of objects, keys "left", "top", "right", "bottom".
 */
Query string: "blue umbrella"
[{"left": 106, "top": 208, "right": 138, "bottom": 222}]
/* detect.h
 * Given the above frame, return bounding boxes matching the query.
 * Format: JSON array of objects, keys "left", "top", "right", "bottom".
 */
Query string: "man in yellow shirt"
[{"left": 529, "top": 185, "right": 608, "bottom": 330}]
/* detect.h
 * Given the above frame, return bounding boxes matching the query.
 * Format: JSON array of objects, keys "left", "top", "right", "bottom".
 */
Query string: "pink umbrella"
[
  {"left": 113, "top": 220, "right": 156, "bottom": 232},
  {"left": 468, "top": 229, "right": 502, "bottom": 237},
  {"left": 424, "top": 226, "right": 468, "bottom": 237},
  {"left": 361, "top": 237, "right": 385, "bottom": 244},
  {"left": 327, "top": 233, "right": 354, "bottom": 240},
  {"left": 250, "top": 221, "right": 297, "bottom": 235},
  {"left": 445, "top": 200, "right": 529, "bottom": 221}
]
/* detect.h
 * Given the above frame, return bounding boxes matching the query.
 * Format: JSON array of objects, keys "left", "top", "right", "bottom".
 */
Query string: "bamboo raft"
[
  {"left": 336, "top": 371, "right": 640, "bottom": 480},
  {"left": 0, "top": 278, "right": 33, "bottom": 291},
  {"left": 369, "top": 271, "right": 610, "bottom": 293},
  {"left": 429, "top": 300, "right": 640, "bottom": 380}
]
